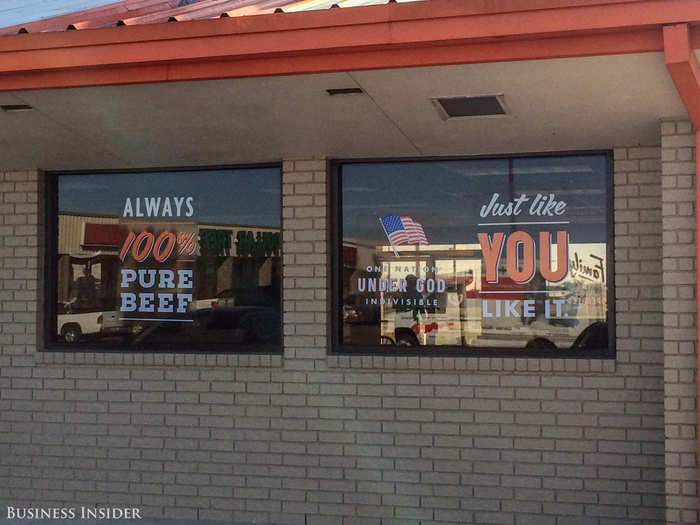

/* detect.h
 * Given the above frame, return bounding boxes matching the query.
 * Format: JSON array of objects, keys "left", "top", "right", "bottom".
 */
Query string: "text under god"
[{"left": 357, "top": 277, "right": 446, "bottom": 293}]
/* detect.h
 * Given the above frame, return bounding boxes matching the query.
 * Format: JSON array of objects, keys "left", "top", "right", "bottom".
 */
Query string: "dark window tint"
[
  {"left": 336, "top": 154, "right": 612, "bottom": 356},
  {"left": 49, "top": 167, "right": 281, "bottom": 352}
]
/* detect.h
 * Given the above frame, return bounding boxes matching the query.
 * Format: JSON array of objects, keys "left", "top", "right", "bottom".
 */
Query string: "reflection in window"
[
  {"left": 52, "top": 168, "right": 281, "bottom": 352},
  {"left": 338, "top": 155, "right": 611, "bottom": 354}
]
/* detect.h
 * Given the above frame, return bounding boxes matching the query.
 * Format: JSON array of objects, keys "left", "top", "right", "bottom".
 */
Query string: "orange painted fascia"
[
  {"left": 0, "top": 0, "right": 698, "bottom": 91},
  {"left": 0, "top": 29, "right": 664, "bottom": 91},
  {"left": 664, "top": 24, "right": 700, "bottom": 128},
  {"left": 167, "top": 28, "right": 663, "bottom": 78},
  {"left": 663, "top": 22, "right": 700, "bottom": 495},
  {"left": 2, "top": 0, "right": 697, "bottom": 56}
]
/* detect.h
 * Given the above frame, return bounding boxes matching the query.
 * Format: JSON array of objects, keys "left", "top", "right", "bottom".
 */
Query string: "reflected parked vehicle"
[
  {"left": 343, "top": 294, "right": 379, "bottom": 325},
  {"left": 523, "top": 321, "right": 608, "bottom": 352},
  {"left": 570, "top": 321, "right": 608, "bottom": 350},
  {"left": 57, "top": 302, "right": 134, "bottom": 343},
  {"left": 190, "top": 288, "right": 276, "bottom": 311},
  {"left": 57, "top": 302, "right": 103, "bottom": 343},
  {"left": 132, "top": 307, "right": 281, "bottom": 347},
  {"left": 342, "top": 294, "right": 383, "bottom": 345}
]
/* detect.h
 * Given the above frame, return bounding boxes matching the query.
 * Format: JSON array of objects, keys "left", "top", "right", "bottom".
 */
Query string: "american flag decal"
[{"left": 380, "top": 215, "right": 429, "bottom": 246}]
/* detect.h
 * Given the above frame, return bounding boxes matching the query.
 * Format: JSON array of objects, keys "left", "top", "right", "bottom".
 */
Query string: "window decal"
[
  {"left": 336, "top": 154, "right": 612, "bottom": 355},
  {"left": 48, "top": 167, "right": 281, "bottom": 352}
]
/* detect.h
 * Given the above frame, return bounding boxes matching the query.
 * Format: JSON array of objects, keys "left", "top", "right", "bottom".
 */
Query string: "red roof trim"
[
  {"left": 665, "top": 23, "right": 700, "bottom": 128},
  {"left": 0, "top": 0, "right": 697, "bottom": 91},
  {"left": 0, "top": 0, "right": 655, "bottom": 36},
  {"left": 0, "top": 29, "right": 666, "bottom": 91},
  {"left": 0, "top": 0, "right": 684, "bottom": 51},
  {"left": 0, "top": 0, "right": 179, "bottom": 35}
]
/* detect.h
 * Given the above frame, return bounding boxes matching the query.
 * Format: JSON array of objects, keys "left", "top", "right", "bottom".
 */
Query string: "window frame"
[
  {"left": 43, "top": 163, "right": 284, "bottom": 354},
  {"left": 330, "top": 151, "right": 615, "bottom": 359}
]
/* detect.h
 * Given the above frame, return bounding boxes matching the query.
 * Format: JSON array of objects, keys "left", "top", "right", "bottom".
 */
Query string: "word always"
[{"left": 122, "top": 196, "right": 194, "bottom": 218}]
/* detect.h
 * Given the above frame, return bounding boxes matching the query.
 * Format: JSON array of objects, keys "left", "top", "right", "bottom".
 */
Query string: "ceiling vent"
[
  {"left": 432, "top": 95, "right": 507, "bottom": 120},
  {"left": 326, "top": 87, "right": 364, "bottom": 96},
  {"left": 1, "top": 104, "right": 33, "bottom": 112}
]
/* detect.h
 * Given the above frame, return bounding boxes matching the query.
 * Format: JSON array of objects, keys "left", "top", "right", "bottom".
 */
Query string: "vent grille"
[
  {"left": 327, "top": 87, "right": 364, "bottom": 96},
  {"left": 1, "top": 104, "right": 33, "bottom": 112},
  {"left": 433, "top": 95, "right": 507, "bottom": 119}
]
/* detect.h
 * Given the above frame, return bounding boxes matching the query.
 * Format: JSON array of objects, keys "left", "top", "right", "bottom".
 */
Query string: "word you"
[
  {"left": 122, "top": 196, "right": 194, "bottom": 218},
  {"left": 479, "top": 231, "right": 568, "bottom": 283},
  {"left": 480, "top": 193, "right": 567, "bottom": 218},
  {"left": 119, "top": 269, "right": 193, "bottom": 313}
]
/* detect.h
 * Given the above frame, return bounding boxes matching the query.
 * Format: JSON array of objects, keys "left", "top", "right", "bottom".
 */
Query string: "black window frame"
[
  {"left": 43, "top": 163, "right": 283, "bottom": 354},
  {"left": 330, "top": 151, "right": 615, "bottom": 359}
]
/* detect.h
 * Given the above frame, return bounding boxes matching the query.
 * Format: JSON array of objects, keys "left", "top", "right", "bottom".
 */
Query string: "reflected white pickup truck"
[
  {"left": 57, "top": 303, "right": 103, "bottom": 343},
  {"left": 56, "top": 303, "right": 128, "bottom": 343}
]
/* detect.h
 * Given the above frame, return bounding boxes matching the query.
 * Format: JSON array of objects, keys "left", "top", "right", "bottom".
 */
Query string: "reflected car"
[
  {"left": 132, "top": 307, "right": 281, "bottom": 346},
  {"left": 190, "top": 288, "right": 275, "bottom": 311},
  {"left": 570, "top": 321, "right": 608, "bottom": 350},
  {"left": 523, "top": 321, "right": 608, "bottom": 352},
  {"left": 343, "top": 294, "right": 379, "bottom": 324},
  {"left": 57, "top": 302, "right": 103, "bottom": 343},
  {"left": 57, "top": 303, "right": 135, "bottom": 343}
]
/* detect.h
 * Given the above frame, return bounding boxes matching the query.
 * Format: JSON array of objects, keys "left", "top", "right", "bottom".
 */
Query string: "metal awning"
[{"left": 0, "top": 0, "right": 423, "bottom": 35}]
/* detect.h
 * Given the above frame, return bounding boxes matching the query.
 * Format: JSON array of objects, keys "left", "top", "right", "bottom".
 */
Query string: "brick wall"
[
  {"left": 0, "top": 143, "right": 678, "bottom": 524},
  {"left": 282, "top": 158, "right": 329, "bottom": 364},
  {"left": 661, "top": 119, "right": 699, "bottom": 525}
]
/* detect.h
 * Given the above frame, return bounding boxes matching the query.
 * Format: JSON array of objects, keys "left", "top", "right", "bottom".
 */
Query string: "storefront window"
[
  {"left": 334, "top": 154, "right": 612, "bottom": 356},
  {"left": 46, "top": 167, "right": 281, "bottom": 352}
]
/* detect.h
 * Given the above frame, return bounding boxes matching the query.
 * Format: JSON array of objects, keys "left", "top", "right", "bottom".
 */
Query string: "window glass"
[
  {"left": 51, "top": 167, "right": 281, "bottom": 352},
  {"left": 338, "top": 154, "right": 611, "bottom": 355}
]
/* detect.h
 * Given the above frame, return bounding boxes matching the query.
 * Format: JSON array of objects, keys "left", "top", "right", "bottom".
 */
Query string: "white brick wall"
[
  {"left": 661, "top": 119, "right": 699, "bottom": 525},
  {"left": 282, "top": 158, "right": 328, "bottom": 365},
  {"left": 0, "top": 144, "right": 681, "bottom": 524}
]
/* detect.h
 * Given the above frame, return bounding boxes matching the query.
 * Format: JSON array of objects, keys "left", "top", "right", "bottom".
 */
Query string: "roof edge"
[
  {"left": 0, "top": 0, "right": 698, "bottom": 91},
  {"left": 0, "top": 0, "right": 683, "bottom": 51}
]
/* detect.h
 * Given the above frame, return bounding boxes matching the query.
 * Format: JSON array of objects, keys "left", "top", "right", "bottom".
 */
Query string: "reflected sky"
[
  {"left": 342, "top": 155, "right": 608, "bottom": 244},
  {"left": 58, "top": 168, "right": 281, "bottom": 227},
  {"left": 0, "top": 0, "right": 116, "bottom": 26}
]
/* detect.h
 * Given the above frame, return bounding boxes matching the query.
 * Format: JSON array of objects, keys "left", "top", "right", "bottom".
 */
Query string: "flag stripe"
[
  {"left": 400, "top": 216, "right": 428, "bottom": 245},
  {"left": 380, "top": 214, "right": 429, "bottom": 247}
]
